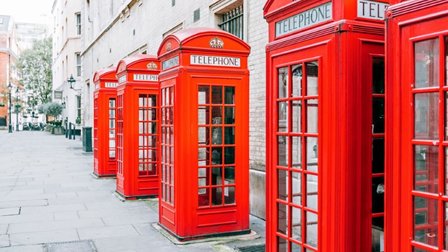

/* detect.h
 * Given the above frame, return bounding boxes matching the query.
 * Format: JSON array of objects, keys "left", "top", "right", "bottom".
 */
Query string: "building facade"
[
  {"left": 0, "top": 15, "right": 20, "bottom": 129},
  {"left": 51, "top": 0, "right": 83, "bottom": 125},
  {"left": 80, "top": 0, "right": 268, "bottom": 218}
]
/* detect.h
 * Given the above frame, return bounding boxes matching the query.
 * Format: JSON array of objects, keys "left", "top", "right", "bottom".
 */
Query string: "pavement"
[{"left": 0, "top": 130, "right": 265, "bottom": 252}]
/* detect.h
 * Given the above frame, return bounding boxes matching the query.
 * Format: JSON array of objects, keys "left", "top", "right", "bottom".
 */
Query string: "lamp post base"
[{"left": 8, "top": 125, "right": 12, "bottom": 133}]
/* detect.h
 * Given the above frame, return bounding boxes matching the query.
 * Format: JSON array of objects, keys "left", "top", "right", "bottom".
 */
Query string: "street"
[{"left": 0, "top": 131, "right": 264, "bottom": 252}]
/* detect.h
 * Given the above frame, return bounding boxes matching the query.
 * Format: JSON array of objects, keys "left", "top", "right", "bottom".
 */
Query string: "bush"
[{"left": 42, "top": 102, "right": 63, "bottom": 117}]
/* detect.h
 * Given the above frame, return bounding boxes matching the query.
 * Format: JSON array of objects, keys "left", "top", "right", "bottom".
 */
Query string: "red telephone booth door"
[{"left": 387, "top": 2, "right": 448, "bottom": 251}]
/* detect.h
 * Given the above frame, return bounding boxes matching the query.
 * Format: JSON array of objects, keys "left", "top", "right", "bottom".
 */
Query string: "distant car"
[{"left": 22, "top": 123, "right": 30, "bottom": 131}]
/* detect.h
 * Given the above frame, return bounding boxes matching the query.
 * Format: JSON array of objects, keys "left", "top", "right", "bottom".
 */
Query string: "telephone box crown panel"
[
  {"left": 93, "top": 67, "right": 118, "bottom": 90},
  {"left": 158, "top": 27, "right": 250, "bottom": 57}
]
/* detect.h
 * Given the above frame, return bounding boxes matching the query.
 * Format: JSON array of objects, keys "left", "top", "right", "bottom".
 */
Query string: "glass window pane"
[
  {"left": 198, "top": 107, "right": 209, "bottom": 125},
  {"left": 198, "top": 86, "right": 209, "bottom": 104},
  {"left": 446, "top": 37, "right": 448, "bottom": 85},
  {"left": 224, "top": 166, "right": 234, "bottom": 184},
  {"left": 278, "top": 67, "right": 288, "bottom": 98},
  {"left": 212, "top": 167, "right": 222, "bottom": 185},
  {"left": 292, "top": 101, "right": 301, "bottom": 133},
  {"left": 306, "top": 137, "right": 318, "bottom": 172},
  {"left": 292, "top": 136, "right": 301, "bottom": 169},
  {"left": 414, "top": 145, "right": 438, "bottom": 193},
  {"left": 278, "top": 136, "right": 288, "bottom": 166},
  {"left": 446, "top": 148, "right": 448, "bottom": 195},
  {"left": 198, "top": 168, "right": 207, "bottom": 177},
  {"left": 277, "top": 203, "right": 288, "bottom": 235},
  {"left": 278, "top": 169, "right": 288, "bottom": 201},
  {"left": 212, "top": 86, "right": 223, "bottom": 104},
  {"left": 224, "top": 127, "right": 235, "bottom": 144},
  {"left": 292, "top": 171, "right": 301, "bottom": 205},
  {"left": 306, "top": 211, "right": 318, "bottom": 248},
  {"left": 445, "top": 92, "right": 448, "bottom": 140},
  {"left": 198, "top": 147, "right": 208, "bottom": 166},
  {"left": 224, "top": 147, "right": 235, "bottom": 164},
  {"left": 414, "top": 93, "right": 439, "bottom": 140},
  {"left": 445, "top": 202, "right": 448, "bottom": 249},
  {"left": 372, "top": 217, "right": 384, "bottom": 252},
  {"left": 278, "top": 102, "right": 288, "bottom": 132},
  {"left": 212, "top": 127, "right": 222, "bottom": 145},
  {"left": 277, "top": 237, "right": 288, "bottom": 252},
  {"left": 224, "top": 107, "right": 235, "bottom": 124},
  {"left": 198, "top": 127, "right": 208, "bottom": 145},
  {"left": 372, "top": 177, "right": 384, "bottom": 213},
  {"left": 212, "top": 187, "right": 223, "bottom": 205},
  {"left": 372, "top": 139, "right": 385, "bottom": 174},
  {"left": 306, "top": 62, "right": 318, "bottom": 96},
  {"left": 225, "top": 87, "right": 235, "bottom": 104},
  {"left": 292, "top": 64, "right": 302, "bottom": 97},
  {"left": 224, "top": 186, "right": 235, "bottom": 204},
  {"left": 372, "top": 57, "right": 385, "bottom": 94},
  {"left": 212, "top": 147, "right": 222, "bottom": 165},
  {"left": 413, "top": 196, "right": 438, "bottom": 247},
  {"left": 291, "top": 206, "right": 301, "bottom": 241},
  {"left": 372, "top": 98, "right": 384, "bottom": 133},
  {"left": 212, "top": 107, "right": 222, "bottom": 124},
  {"left": 198, "top": 188, "right": 209, "bottom": 206},
  {"left": 415, "top": 39, "right": 440, "bottom": 88},
  {"left": 306, "top": 174, "right": 318, "bottom": 210},
  {"left": 307, "top": 100, "right": 318, "bottom": 133}
]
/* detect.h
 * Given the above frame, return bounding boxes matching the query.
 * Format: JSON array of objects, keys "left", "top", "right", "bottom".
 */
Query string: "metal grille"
[{"left": 218, "top": 5, "right": 243, "bottom": 39}]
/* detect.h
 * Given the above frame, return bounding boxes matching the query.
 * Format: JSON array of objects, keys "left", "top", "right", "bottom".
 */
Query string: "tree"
[
  {"left": 43, "top": 102, "right": 63, "bottom": 118},
  {"left": 16, "top": 37, "right": 53, "bottom": 107}
]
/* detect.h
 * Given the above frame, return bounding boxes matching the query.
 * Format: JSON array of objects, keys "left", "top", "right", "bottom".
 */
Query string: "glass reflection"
[
  {"left": 372, "top": 57, "right": 385, "bottom": 94},
  {"left": 306, "top": 62, "right": 318, "bottom": 96},
  {"left": 414, "top": 93, "right": 439, "bottom": 140},
  {"left": 292, "top": 65, "right": 302, "bottom": 97},
  {"left": 278, "top": 67, "right": 288, "bottom": 98},
  {"left": 415, "top": 39, "right": 440, "bottom": 88},
  {"left": 278, "top": 102, "right": 288, "bottom": 132},
  {"left": 414, "top": 196, "right": 438, "bottom": 247},
  {"left": 306, "top": 174, "right": 318, "bottom": 210},
  {"left": 414, "top": 145, "right": 438, "bottom": 193},
  {"left": 307, "top": 100, "right": 318, "bottom": 133},
  {"left": 278, "top": 169, "right": 288, "bottom": 201},
  {"left": 278, "top": 136, "right": 288, "bottom": 166},
  {"left": 306, "top": 211, "right": 318, "bottom": 248},
  {"left": 292, "top": 206, "right": 301, "bottom": 241},
  {"left": 277, "top": 203, "right": 288, "bottom": 235}
]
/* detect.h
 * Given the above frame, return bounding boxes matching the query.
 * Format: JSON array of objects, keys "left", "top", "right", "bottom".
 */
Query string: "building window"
[
  {"left": 171, "top": 0, "right": 175, "bottom": 6},
  {"left": 75, "top": 53, "right": 81, "bottom": 77},
  {"left": 75, "top": 13, "right": 81, "bottom": 35},
  {"left": 194, "top": 8, "right": 200, "bottom": 22},
  {"left": 218, "top": 5, "right": 243, "bottom": 39}
]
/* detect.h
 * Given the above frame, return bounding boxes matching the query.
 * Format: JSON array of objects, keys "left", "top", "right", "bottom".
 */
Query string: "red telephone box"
[
  {"left": 157, "top": 28, "right": 250, "bottom": 240},
  {"left": 115, "top": 55, "right": 160, "bottom": 199},
  {"left": 93, "top": 67, "right": 118, "bottom": 177},
  {"left": 264, "top": 0, "right": 390, "bottom": 251},
  {"left": 386, "top": 1, "right": 448, "bottom": 251}
]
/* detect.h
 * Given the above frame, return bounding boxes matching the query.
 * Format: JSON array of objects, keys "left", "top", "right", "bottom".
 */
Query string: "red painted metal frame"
[
  {"left": 115, "top": 55, "right": 160, "bottom": 199},
  {"left": 264, "top": 0, "right": 390, "bottom": 251},
  {"left": 93, "top": 67, "right": 118, "bottom": 177},
  {"left": 386, "top": 1, "right": 448, "bottom": 251},
  {"left": 157, "top": 28, "right": 251, "bottom": 240}
]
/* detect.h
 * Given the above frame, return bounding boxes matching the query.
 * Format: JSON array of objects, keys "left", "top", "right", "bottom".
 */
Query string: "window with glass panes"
[
  {"left": 138, "top": 94, "right": 157, "bottom": 176},
  {"left": 116, "top": 94, "right": 124, "bottom": 174},
  {"left": 218, "top": 5, "right": 243, "bottom": 39},
  {"left": 276, "top": 61, "right": 319, "bottom": 252},
  {"left": 371, "top": 57, "right": 385, "bottom": 251},
  {"left": 197, "top": 85, "right": 236, "bottom": 207},
  {"left": 161, "top": 86, "right": 174, "bottom": 205},
  {"left": 411, "top": 37, "right": 448, "bottom": 251},
  {"left": 108, "top": 98, "right": 116, "bottom": 159}
]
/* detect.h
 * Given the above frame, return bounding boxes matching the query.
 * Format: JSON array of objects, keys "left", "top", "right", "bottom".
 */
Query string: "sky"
[{"left": 1, "top": 0, "right": 53, "bottom": 24}]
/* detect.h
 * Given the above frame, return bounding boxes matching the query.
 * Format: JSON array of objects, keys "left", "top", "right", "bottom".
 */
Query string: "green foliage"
[
  {"left": 16, "top": 37, "right": 53, "bottom": 107},
  {"left": 43, "top": 102, "right": 63, "bottom": 117}
]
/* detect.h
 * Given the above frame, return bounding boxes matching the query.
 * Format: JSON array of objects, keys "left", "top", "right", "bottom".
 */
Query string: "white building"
[
  {"left": 80, "top": 0, "right": 268, "bottom": 218},
  {"left": 51, "top": 0, "right": 83, "bottom": 125}
]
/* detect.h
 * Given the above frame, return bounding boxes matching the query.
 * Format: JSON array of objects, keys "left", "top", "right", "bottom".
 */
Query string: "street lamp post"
[
  {"left": 7, "top": 83, "right": 12, "bottom": 133},
  {"left": 15, "top": 87, "right": 19, "bottom": 132}
]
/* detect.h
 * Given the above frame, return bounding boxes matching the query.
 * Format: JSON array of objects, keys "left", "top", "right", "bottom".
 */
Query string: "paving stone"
[
  {"left": 19, "top": 204, "right": 86, "bottom": 215},
  {"left": 0, "top": 200, "right": 48, "bottom": 209},
  {"left": 53, "top": 211, "right": 79, "bottom": 221},
  {"left": 0, "top": 225, "right": 7, "bottom": 235},
  {"left": 0, "top": 244, "right": 43, "bottom": 252},
  {"left": 77, "top": 225, "right": 140, "bottom": 240},
  {"left": 8, "top": 218, "right": 104, "bottom": 234},
  {"left": 0, "top": 235, "right": 10, "bottom": 247},
  {"left": 9, "top": 229, "right": 79, "bottom": 246},
  {"left": 0, "top": 208, "right": 19, "bottom": 217}
]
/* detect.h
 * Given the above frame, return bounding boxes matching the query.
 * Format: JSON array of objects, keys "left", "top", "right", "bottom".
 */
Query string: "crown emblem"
[
  {"left": 147, "top": 62, "right": 158, "bottom": 70},
  {"left": 209, "top": 37, "right": 224, "bottom": 49}
]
